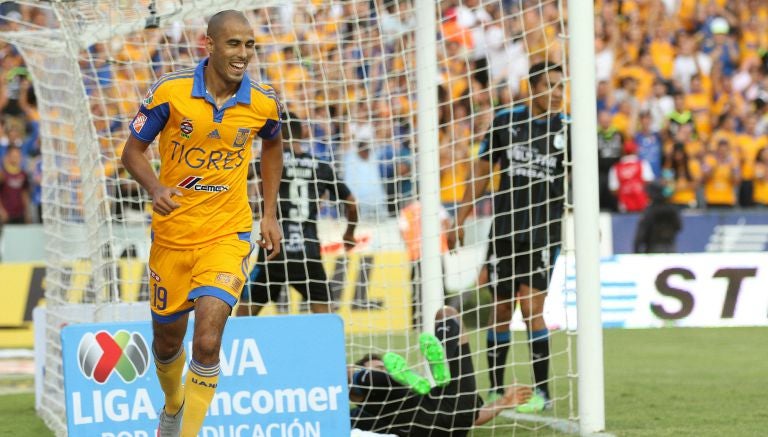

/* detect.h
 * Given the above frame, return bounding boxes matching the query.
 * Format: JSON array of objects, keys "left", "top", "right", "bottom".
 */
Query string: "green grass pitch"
[{"left": 1, "top": 327, "right": 764, "bottom": 436}]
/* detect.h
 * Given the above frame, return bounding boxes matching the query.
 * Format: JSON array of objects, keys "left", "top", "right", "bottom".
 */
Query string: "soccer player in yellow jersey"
[{"left": 120, "top": 10, "right": 283, "bottom": 437}]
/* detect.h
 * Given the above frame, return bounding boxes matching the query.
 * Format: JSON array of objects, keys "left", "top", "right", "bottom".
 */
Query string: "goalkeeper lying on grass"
[{"left": 348, "top": 306, "right": 531, "bottom": 437}]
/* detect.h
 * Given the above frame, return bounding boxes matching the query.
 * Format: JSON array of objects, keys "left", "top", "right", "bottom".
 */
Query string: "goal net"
[{"left": 0, "top": 0, "right": 578, "bottom": 435}]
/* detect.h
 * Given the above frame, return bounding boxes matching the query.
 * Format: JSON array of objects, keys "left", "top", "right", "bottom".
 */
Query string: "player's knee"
[
  {"left": 192, "top": 332, "right": 223, "bottom": 362},
  {"left": 435, "top": 305, "right": 458, "bottom": 321},
  {"left": 494, "top": 300, "right": 513, "bottom": 321}
]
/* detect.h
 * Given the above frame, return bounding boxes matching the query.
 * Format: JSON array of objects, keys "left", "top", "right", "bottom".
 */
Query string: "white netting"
[{"left": 0, "top": 0, "right": 577, "bottom": 435}]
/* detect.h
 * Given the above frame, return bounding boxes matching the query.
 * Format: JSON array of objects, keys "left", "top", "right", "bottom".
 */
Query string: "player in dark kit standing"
[
  {"left": 449, "top": 62, "right": 569, "bottom": 413},
  {"left": 238, "top": 112, "right": 358, "bottom": 315}
]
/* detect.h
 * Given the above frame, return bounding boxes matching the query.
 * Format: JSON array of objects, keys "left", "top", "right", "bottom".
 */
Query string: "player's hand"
[
  {"left": 0, "top": 208, "right": 8, "bottom": 224},
  {"left": 259, "top": 215, "right": 282, "bottom": 260},
  {"left": 150, "top": 186, "right": 182, "bottom": 216},
  {"left": 343, "top": 228, "right": 356, "bottom": 252},
  {"left": 499, "top": 385, "right": 533, "bottom": 409},
  {"left": 447, "top": 225, "right": 464, "bottom": 251}
]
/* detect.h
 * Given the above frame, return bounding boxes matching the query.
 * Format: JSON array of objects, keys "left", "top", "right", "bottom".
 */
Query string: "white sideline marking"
[{"left": 500, "top": 411, "right": 616, "bottom": 436}]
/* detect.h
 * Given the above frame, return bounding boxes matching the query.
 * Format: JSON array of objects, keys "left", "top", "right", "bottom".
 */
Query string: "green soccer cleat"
[
  {"left": 419, "top": 332, "right": 450, "bottom": 387},
  {"left": 383, "top": 352, "right": 431, "bottom": 395},
  {"left": 515, "top": 390, "right": 550, "bottom": 414}
]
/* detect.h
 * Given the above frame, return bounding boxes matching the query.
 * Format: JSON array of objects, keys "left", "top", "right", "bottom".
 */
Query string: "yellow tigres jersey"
[{"left": 129, "top": 58, "right": 282, "bottom": 249}]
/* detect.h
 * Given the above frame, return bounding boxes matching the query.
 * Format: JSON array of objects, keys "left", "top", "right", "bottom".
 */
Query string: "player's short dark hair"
[
  {"left": 207, "top": 10, "right": 249, "bottom": 38},
  {"left": 529, "top": 62, "right": 562, "bottom": 88},
  {"left": 281, "top": 111, "right": 303, "bottom": 140},
  {"left": 355, "top": 353, "right": 383, "bottom": 367}
]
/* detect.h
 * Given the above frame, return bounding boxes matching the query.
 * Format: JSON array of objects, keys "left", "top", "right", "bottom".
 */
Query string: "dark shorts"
[
  {"left": 486, "top": 240, "right": 560, "bottom": 298},
  {"left": 242, "top": 248, "right": 331, "bottom": 305}
]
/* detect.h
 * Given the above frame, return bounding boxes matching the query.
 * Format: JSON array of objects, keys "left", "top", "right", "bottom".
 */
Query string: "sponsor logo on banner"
[
  {"left": 77, "top": 330, "right": 149, "bottom": 384},
  {"left": 546, "top": 252, "right": 768, "bottom": 329},
  {"left": 177, "top": 176, "right": 229, "bottom": 192},
  {"left": 61, "top": 316, "right": 350, "bottom": 436},
  {"left": 232, "top": 127, "right": 251, "bottom": 148},
  {"left": 180, "top": 118, "right": 193, "bottom": 139},
  {"left": 132, "top": 112, "right": 147, "bottom": 133}
]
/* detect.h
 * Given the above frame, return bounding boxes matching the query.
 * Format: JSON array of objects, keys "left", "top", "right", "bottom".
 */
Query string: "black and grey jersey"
[
  {"left": 478, "top": 105, "right": 570, "bottom": 246},
  {"left": 256, "top": 150, "right": 351, "bottom": 258}
]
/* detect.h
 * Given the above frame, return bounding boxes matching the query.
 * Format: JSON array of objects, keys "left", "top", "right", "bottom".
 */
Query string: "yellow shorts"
[{"left": 148, "top": 232, "right": 254, "bottom": 323}]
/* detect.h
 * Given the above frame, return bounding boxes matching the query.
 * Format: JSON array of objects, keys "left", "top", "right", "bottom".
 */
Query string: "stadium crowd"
[{"left": 0, "top": 0, "right": 767, "bottom": 227}]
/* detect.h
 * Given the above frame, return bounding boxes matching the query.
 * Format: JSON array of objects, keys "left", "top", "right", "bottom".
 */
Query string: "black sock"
[
  {"left": 530, "top": 329, "right": 550, "bottom": 398},
  {"left": 435, "top": 317, "right": 461, "bottom": 357},
  {"left": 486, "top": 330, "right": 511, "bottom": 394}
]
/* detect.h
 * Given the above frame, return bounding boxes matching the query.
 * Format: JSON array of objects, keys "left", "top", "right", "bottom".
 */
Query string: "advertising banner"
[
  {"left": 61, "top": 315, "right": 350, "bottom": 437},
  {"left": 547, "top": 252, "right": 768, "bottom": 329}
]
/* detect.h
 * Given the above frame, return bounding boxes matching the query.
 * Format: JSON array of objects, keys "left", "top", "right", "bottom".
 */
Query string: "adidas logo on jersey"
[
  {"left": 208, "top": 129, "right": 221, "bottom": 139},
  {"left": 177, "top": 176, "right": 229, "bottom": 192}
]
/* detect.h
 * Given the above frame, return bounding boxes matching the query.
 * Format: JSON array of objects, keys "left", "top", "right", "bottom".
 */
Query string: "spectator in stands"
[
  {"left": 702, "top": 139, "right": 740, "bottom": 208},
  {"left": 646, "top": 79, "right": 675, "bottom": 132},
  {"left": 737, "top": 114, "right": 768, "bottom": 206},
  {"left": 705, "top": 17, "right": 739, "bottom": 77},
  {"left": 752, "top": 147, "right": 768, "bottom": 207},
  {"left": 635, "top": 111, "right": 664, "bottom": 178},
  {"left": 634, "top": 182, "right": 682, "bottom": 254},
  {"left": 666, "top": 91, "right": 695, "bottom": 141},
  {"left": 609, "top": 140, "right": 655, "bottom": 213},
  {"left": 662, "top": 142, "right": 701, "bottom": 209},
  {"left": 343, "top": 125, "right": 387, "bottom": 220},
  {"left": 0, "top": 145, "right": 30, "bottom": 224},
  {"left": 597, "top": 110, "right": 623, "bottom": 211},
  {"left": 673, "top": 32, "right": 711, "bottom": 94}
]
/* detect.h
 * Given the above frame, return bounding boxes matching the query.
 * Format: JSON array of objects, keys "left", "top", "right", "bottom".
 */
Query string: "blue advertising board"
[
  {"left": 61, "top": 315, "right": 350, "bottom": 437},
  {"left": 611, "top": 209, "right": 768, "bottom": 254}
]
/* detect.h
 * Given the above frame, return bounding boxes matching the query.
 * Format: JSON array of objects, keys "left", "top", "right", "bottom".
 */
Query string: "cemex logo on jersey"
[
  {"left": 77, "top": 330, "right": 149, "bottom": 384},
  {"left": 177, "top": 176, "right": 229, "bottom": 192}
]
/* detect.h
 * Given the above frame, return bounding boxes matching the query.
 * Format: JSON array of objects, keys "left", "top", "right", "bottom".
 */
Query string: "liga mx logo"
[{"left": 77, "top": 330, "right": 150, "bottom": 384}]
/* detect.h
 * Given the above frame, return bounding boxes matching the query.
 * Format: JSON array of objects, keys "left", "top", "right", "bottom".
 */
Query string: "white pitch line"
[{"left": 499, "top": 411, "right": 616, "bottom": 436}]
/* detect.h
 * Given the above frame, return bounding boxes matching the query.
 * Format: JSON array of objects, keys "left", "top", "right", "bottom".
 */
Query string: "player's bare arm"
[
  {"left": 121, "top": 134, "right": 181, "bottom": 216},
  {"left": 343, "top": 194, "right": 359, "bottom": 251},
  {"left": 448, "top": 157, "right": 492, "bottom": 249},
  {"left": 259, "top": 135, "right": 283, "bottom": 259}
]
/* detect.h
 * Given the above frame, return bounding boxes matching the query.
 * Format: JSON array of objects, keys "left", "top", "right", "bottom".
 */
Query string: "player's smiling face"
[{"left": 206, "top": 19, "right": 255, "bottom": 85}]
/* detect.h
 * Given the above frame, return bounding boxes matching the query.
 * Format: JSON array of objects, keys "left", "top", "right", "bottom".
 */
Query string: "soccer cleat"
[
  {"left": 382, "top": 352, "right": 431, "bottom": 395},
  {"left": 515, "top": 390, "right": 550, "bottom": 414},
  {"left": 157, "top": 402, "right": 184, "bottom": 437},
  {"left": 419, "top": 332, "right": 450, "bottom": 387}
]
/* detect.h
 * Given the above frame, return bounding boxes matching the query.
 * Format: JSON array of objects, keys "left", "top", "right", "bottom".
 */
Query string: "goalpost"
[{"left": 0, "top": 0, "right": 603, "bottom": 435}]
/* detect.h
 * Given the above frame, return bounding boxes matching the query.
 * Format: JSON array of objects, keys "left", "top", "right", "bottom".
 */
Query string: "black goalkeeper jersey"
[
  {"left": 479, "top": 105, "right": 569, "bottom": 246},
  {"left": 256, "top": 150, "right": 351, "bottom": 259}
]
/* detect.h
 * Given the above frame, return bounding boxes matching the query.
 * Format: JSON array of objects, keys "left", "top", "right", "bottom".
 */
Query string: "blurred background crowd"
[{"left": 0, "top": 0, "right": 766, "bottom": 227}]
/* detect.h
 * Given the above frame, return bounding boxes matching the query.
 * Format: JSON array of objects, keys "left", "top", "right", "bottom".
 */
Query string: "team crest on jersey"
[
  {"left": 180, "top": 119, "right": 194, "bottom": 139},
  {"left": 142, "top": 89, "right": 153, "bottom": 106},
  {"left": 132, "top": 112, "right": 147, "bottom": 133},
  {"left": 553, "top": 133, "right": 565, "bottom": 150},
  {"left": 232, "top": 128, "right": 251, "bottom": 148}
]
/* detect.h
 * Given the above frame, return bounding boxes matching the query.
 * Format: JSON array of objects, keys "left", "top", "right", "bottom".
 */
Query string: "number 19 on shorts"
[{"left": 152, "top": 283, "right": 168, "bottom": 310}]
